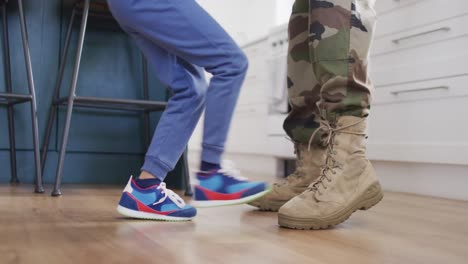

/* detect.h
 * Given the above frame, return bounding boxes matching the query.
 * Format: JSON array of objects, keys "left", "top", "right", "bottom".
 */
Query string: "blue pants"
[{"left": 107, "top": 0, "right": 248, "bottom": 180}]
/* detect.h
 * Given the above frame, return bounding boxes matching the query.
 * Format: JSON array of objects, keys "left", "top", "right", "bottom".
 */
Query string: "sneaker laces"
[
  {"left": 153, "top": 182, "right": 186, "bottom": 208},
  {"left": 306, "top": 118, "right": 366, "bottom": 194},
  {"left": 219, "top": 160, "right": 248, "bottom": 181}
]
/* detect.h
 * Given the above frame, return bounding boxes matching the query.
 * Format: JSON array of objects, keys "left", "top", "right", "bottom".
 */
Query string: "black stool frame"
[
  {"left": 0, "top": 0, "right": 44, "bottom": 193},
  {"left": 42, "top": 0, "right": 193, "bottom": 197}
]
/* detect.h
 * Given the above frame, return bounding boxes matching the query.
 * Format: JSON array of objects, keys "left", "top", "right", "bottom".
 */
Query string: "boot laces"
[{"left": 306, "top": 118, "right": 366, "bottom": 194}]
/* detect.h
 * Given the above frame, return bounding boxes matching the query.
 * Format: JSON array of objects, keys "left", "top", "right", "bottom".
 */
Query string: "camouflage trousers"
[{"left": 283, "top": 0, "right": 377, "bottom": 144}]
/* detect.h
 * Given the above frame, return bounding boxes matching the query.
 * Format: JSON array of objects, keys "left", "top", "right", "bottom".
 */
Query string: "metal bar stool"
[
  {"left": 41, "top": 0, "right": 193, "bottom": 197},
  {"left": 0, "top": 0, "right": 44, "bottom": 193}
]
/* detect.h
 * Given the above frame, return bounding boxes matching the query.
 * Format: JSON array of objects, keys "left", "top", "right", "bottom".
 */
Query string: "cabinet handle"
[
  {"left": 392, "top": 27, "right": 450, "bottom": 44},
  {"left": 391, "top": 86, "right": 449, "bottom": 95}
]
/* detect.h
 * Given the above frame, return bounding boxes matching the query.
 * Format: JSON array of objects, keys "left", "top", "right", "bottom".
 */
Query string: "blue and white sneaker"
[
  {"left": 117, "top": 176, "right": 196, "bottom": 221},
  {"left": 191, "top": 162, "right": 271, "bottom": 208}
]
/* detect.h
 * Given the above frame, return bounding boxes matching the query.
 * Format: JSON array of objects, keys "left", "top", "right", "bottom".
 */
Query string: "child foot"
[
  {"left": 192, "top": 164, "right": 271, "bottom": 208},
  {"left": 117, "top": 176, "right": 196, "bottom": 221}
]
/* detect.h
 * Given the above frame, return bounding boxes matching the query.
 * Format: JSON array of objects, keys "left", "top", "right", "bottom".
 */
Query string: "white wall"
[
  {"left": 196, "top": 0, "right": 276, "bottom": 45},
  {"left": 276, "top": 0, "right": 295, "bottom": 25},
  {"left": 189, "top": 1, "right": 468, "bottom": 202},
  {"left": 196, "top": 0, "right": 293, "bottom": 45},
  {"left": 189, "top": 0, "right": 293, "bottom": 154}
]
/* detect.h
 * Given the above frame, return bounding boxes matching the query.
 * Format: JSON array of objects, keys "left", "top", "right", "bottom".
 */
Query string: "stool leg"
[
  {"left": 52, "top": 1, "right": 90, "bottom": 196},
  {"left": 182, "top": 149, "right": 193, "bottom": 197},
  {"left": 6, "top": 107, "right": 17, "bottom": 184},
  {"left": 41, "top": 9, "right": 76, "bottom": 173},
  {"left": 18, "top": 0, "right": 44, "bottom": 193},
  {"left": 2, "top": 4, "right": 18, "bottom": 184},
  {"left": 6, "top": 105, "right": 17, "bottom": 184},
  {"left": 142, "top": 55, "right": 151, "bottom": 147}
]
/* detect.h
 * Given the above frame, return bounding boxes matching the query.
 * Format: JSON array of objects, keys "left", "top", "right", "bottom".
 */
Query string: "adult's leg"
[
  {"left": 310, "top": 0, "right": 377, "bottom": 122},
  {"left": 278, "top": 0, "right": 382, "bottom": 230},
  {"left": 284, "top": 0, "right": 377, "bottom": 143},
  {"left": 250, "top": 0, "right": 327, "bottom": 212},
  {"left": 283, "top": 0, "right": 322, "bottom": 144}
]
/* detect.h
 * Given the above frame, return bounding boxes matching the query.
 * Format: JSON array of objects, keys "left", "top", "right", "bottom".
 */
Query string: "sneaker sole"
[
  {"left": 191, "top": 189, "right": 272, "bottom": 208},
  {"left": 116, "top": 205, "right": 194, "bottom": 222},
  {"left": 278, "top": 183, "right": 384, "bottom": 230}
]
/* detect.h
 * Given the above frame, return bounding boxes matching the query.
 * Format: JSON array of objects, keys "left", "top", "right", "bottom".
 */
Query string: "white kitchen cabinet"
[{"left": 189, "top": 0, "right": 468, "bottom": 200}]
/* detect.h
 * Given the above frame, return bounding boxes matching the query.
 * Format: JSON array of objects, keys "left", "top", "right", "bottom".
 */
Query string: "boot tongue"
[{"left": 335, "top": 116, "right": 367, "bottom": 133}]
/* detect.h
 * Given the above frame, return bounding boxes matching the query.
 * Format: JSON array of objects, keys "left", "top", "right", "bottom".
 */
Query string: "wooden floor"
[{"left": 1, "top": 185, "right": 467, "bottom": 264}]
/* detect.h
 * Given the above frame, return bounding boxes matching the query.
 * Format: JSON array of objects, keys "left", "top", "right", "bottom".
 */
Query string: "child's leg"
[
  {"left": 107, "top": 0, "right": 248, "bottom": 179},
  {"left": 131, "top": 36, "right": 208, "bottom": 181}
]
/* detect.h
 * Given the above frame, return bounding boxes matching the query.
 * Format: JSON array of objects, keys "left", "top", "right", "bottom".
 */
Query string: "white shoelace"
[
  {"left": 152, "top": 182, "right": 186, "bottom": 208},
  {"left": 218, "top": 160, "right": 248, "bottom": 181}
]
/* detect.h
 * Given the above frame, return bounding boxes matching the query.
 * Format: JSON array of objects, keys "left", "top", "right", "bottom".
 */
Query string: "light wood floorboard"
[{"left": 0, "top": 185, "right": 467, "bottom": 264}]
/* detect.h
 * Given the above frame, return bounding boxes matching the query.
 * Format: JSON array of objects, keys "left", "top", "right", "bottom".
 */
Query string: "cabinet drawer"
[
  {"left": 368, "top": 75, "right": 468, "bottom": 165},
  {"left": 227, "top": 110, "right": 269, "bottom": 154},
  {"left": 245, "top": 53, "right": 268, "bottom": 79},
  {"left": 243, "top": 39, "right": 268, "bottom": 56},
  {"left": 375, "top": 0, "right": 426, "bottom": 14},
  {"left": 244, "top": 43, "right": 269, "bottom": 83},
  {"left": 239, "top": 75, "right": 269, "bottom": 106},
  {"left": 373, "top": 75, "right": 468, "bottom": 105},
  {"left": 371, "top": 36, "right": 468, "bottom": 86},
  {"left": 245, "top": 58, "right": 267, "bottom": 80},
  {"left": 376, "top": 0, "right": 468, "bottom": 37},
  {"left": 234, "top": 103, "right": 268, "bottom": 117},
  {"left": 372, "top": 14, "right": 468, "bottom": 56}
]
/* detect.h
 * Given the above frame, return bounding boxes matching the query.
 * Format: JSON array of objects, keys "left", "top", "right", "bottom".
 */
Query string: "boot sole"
[
  {"left": 249, "top": 199, "right": 287, "bottom": 212},
  {"left": 278, "top": 183, "right": 383, "bottom": 230}
]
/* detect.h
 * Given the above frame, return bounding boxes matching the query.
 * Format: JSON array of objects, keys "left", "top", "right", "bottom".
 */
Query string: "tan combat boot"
[
  {"left": 278, "top": 116, "right": 383, "bottom": 229},
  {"left": 248, "top": 143, "right": 326, "bottom": 211}
]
